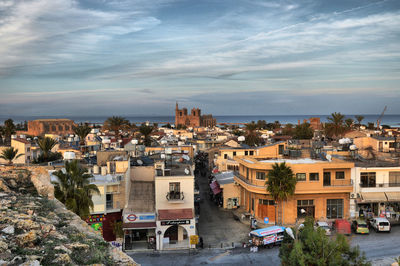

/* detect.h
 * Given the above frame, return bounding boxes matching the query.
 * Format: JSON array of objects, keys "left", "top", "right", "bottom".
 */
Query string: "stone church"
[{"left": 175, "top": 103, "right": 216, "bottom": 128}]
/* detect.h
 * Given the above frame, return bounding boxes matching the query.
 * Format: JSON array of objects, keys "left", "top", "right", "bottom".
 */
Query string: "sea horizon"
[{"left": 1, "top": 114, "right": 400, "bottom": 127}]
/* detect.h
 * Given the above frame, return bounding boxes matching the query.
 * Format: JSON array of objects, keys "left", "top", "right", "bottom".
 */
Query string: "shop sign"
[
  {"left": 161, "top": 220, "right": 190, "bottom": 226},
  {"left": 190, "top": 235, "right": 199, "bottom": 245},
  {"left": 124, "top": 213, "right": 156, "bottom": 223}
]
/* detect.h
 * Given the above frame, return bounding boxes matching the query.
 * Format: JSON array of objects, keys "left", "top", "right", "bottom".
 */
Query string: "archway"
[{"left": 163, "top": 225, "right": 189, "bottom": 248}]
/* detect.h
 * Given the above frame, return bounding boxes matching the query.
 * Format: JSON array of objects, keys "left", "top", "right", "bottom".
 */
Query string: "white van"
[{"left": 370, "top": 217, "right": 391, "bottom": 232}]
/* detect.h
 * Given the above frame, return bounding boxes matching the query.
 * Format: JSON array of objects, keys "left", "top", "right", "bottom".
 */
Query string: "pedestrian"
[{"left": 199, "top": 237, "right": 204, "bottom": 249}]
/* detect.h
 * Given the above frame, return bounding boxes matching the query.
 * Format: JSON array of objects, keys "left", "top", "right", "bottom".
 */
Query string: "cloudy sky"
[{"left": 0, "top": 0, "right": 399, "bottom": 116}]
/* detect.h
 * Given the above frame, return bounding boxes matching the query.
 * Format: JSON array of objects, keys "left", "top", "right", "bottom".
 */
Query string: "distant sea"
[{"left": 1, "top": 114, "right": 400, "bottom": 127}]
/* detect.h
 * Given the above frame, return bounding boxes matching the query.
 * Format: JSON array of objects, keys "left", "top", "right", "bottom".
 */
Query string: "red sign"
[{"left": 127, "top": 214, "right": 137, "bottom": 222}]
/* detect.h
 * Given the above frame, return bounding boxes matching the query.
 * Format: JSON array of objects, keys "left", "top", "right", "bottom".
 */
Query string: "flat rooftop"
[{"left": 258, "top": 158, "right": 321, "bottom": 164}]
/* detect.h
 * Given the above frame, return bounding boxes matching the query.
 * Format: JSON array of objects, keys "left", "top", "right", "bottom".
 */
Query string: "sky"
[{"left": 0, "top": 0, "right": 399, "bottom": 116}]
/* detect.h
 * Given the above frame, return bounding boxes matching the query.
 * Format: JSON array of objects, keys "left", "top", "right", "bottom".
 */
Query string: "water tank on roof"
[
  {"left": 19, "top": 135, "right": 26, "bottom": 139},
  {"left": 93, "top": 165, "right": 99, "bottom": 174},
  {"left": 178, "top": 141, "right": 184, "bottom": 146},
  {"left": 349, "top": 144, "right": 357, "bottom": 151},
  {"left": 11, "top": 135, "right": 17, "bottom": 139},
  {"left": 102, "top": 138, "right": 111, "bottom": 144},
  {"left": 68, "top": 137, "right": 73, "bottom": 142},
  {"left": 63, "top": 152, "right": 76, "bottom": 160},
  {"left": 131, "top": 139, "right": 139, "bottom": 145},
  {"left": 74, "top": 136, "right": 79, "bottom": 142},
  {"left": 238, "top": 136, "right": 245, "bottom": 142}
]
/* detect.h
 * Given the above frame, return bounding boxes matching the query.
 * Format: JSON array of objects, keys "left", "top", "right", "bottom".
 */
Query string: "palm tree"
[
  {"left": 325, "top": 112, "right": 346, "bottom": 139},
  {"left": 244, "top": 122, "right": 260, "bottom": 146},
  {"left": 38, "top": 137, "right": 57, "bottom": 161},
  {"left": 345, "top": 118, "right": 354, "bottom": 129},
  {"left": 103, "top": 116, "right": 129, "bottom": 139},
  {"left": 3, "top": 119, "right": 16, "bottom": 144},
  {"left": 266, "top": 162, "right": 297, "bottom": 225},
  {"left": 52, "top": 160, "right": 100, "bottom": 219},
  {"left": 139, "top": 124, "right": 154, "bottom": 146},
  {"left": 0, "top": 147, "right": 24, "bottom": 165},
  {"left": 355, "top": 115, "right": 364, "bottom": 129},
  {"left": 73, "top": 124, "right": 91, "bottom": 152}
]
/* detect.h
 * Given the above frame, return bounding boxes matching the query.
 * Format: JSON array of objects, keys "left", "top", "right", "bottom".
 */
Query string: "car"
[
  {"left": 370, "top": 217, "right": 391, "bottom": 232},
  {"left": 352, "top": 219, "right": 369, "bottom": 234},
  {"left": 315, "top": 221, "right": 332, "bottom": 236}
]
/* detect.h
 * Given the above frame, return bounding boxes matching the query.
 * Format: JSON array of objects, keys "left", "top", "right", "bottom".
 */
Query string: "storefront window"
[{"left": 326, "top": 199, "right": 343, "bottom": 219}]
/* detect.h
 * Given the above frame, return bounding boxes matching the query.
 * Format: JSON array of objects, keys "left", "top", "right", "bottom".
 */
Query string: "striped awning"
[
  {"left": 361, "top": 192, "right": 387, "bottom": 202},
  {"left": 385, "top": 192, "right": 400, "bottom": 202}
]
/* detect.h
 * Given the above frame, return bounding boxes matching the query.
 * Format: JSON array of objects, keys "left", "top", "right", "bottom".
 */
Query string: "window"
[
  {"left": 336, "top": 171, "right": 345, "bottom": 179},
  {"left": 246, "top": 168, "right": 249, "bottom": 180},
  {"left": 250, "top": 151, "right": 254, "bottom": 155},
  {"left": 389, "top": 172, "right": 400, "bottom": 187},
  {"left": 296, "top": 173, "right": 306, "bottom": 181},
  {"left": 233, "top": 151, "right": 237, "bottom": 156},
  {"left": 297, "top": 200, "right": 314, "bottom": 218},
  {"left": 224, "top": 154, "right": 227, "bottom": 159},
  {"left": 251, "top": 198, "right": 254, "bottom": 212},
  {"left": 169, "top": 182, "right": 180, "bottom": 193},
  {"left": 360, "top": 172, "right": 376, "bottom": 187},
  {"left": 245, "top": 151, "right": 248, "bottom": 156},
  {"left": 65, "top": 125, "right": 70, "bottom": 130},
  {"left": 389, "top": 142, "right": 395, "bottom": 148},
  {"left": 278, "top": 145, "right": 284, "bottom": 155},
  {"left": 52, "top": 125, "right": 56, "bottom": 131},
  {"left": 27, "top": 148, "right": 30, "bottom": 152},
  {"left": 309, "top": 173, "right": 319, "bottom": 181},
  {"left": 326, "top": 199, "right": 343, "bottom": 219},
  {"left": 106, "top": 194, "right": 113, "bottom": 209},
  {"left": 256, "top": 172, "right": 266, "bottom": 180},
  {"left": 58, "top": 125, "right": 63, "bottom": 131},
  {"left": 259, "top": 199, "right": 275, "bottom": 205}
]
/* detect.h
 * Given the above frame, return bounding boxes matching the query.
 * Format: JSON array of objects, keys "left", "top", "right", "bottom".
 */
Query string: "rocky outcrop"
[{"left": 0, "top": 166, "right": 139, "bottom": 265}]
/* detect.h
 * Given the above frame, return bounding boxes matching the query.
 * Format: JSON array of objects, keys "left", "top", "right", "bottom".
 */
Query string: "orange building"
[
  {"left": 17, "top": 119, "right": 76, "bottom": 136},
  {"left": 233, "top": 156, "right": 354, "bottom": 225},
  {"left": 175, "top": 103, "right": 216, "bottom": 128}
]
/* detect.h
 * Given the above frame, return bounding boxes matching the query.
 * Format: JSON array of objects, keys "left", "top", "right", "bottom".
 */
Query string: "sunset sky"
[{"left": 0, "top": 0, "right": 399, "bottom": 116}]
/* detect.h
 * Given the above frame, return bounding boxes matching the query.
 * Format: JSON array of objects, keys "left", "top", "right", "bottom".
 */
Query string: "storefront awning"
[
  {"left": 361, "top": 192, "right": 387, "bottom": 202},
  {"left": 385, "top": 192, "right": 400, "bottom": 201},
  {"left": 123, "top": 222, "right": 156, "bottom": 229},
  {"left": 158, "top": 208, "right": 193, "bottom": 220},
  {"left": 210, "top": 181, "right": 222, "bottom": 195}
]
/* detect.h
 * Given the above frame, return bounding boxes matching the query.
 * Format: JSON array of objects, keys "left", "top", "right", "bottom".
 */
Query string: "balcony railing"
[
  {"left": 323, "top": 179, "right": 353, "bottom": 187},
  {"left": 166, "top": 191, "right": 184, "bottom": 201},
  {"left": 360, "top": 183, "right": 400, "bottom": 188}
]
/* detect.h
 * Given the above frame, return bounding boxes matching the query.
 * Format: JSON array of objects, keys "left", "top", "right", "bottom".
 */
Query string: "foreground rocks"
[{"left": 0, "top": 167, "right": 139, "bottom": 265}]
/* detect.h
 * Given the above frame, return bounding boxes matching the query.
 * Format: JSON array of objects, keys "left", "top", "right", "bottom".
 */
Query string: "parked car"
[
  {"left": 370, "top": 217, "right": 391, "bottom": 232},
  {"left": 333, "top": 219, "right": 351, "bottom": 235},
  {"left": 352, "top": 219, "right": 369, "bottom": 234},
  {"left": 315, "top": 221, "right": 332, "bottom": 236}
]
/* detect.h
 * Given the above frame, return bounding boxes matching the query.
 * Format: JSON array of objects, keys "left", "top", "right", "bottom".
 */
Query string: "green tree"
[
  {"left": 256, "top": 120, "right": 267, "bottom": 130},
  {"left": 52, "top": 160, "right": 100, "bottom": 219},
  {"left": 38, "top": 137, "right": 58, "bottom": 161},
  {"left": 293, "top": 123, "right": 313, "bottom": 139},
  {"left": 73, "top": 124, "right": 91, "bottom": 150},
  {"left": 0, "top": 147, "right": 24, "bottom": 165},
  {"left": 104, "top": 116, "right": 129, "bottom": 139},
  {"left": 266, "top": 163, "right": 297, "bottom": 225},
  {"left": 139, "top": 124, "right": 154, "bottom": 146},
  {"left": 282, "top": 124, "right": 295, "bottom": 136},
  {"left": 355, "top": 115, "right": 364, "bottom": 129},
  {"left": 280, "top": 220, "right": 370, "bottom": 266},
  {"left": 325, "top": 112, "right": 346, "bottom": 139},
  {"left": 345, "top": 118, "right": 354, "bottom": 129},
  {"left": 244, "top": 122, "right": 261, "bottom": 146},
  {"left": 162, "top": 123, "right": 172, "bottom": 129},
  {"left": 3, "top": 119, "right": 16, "bottom": 144}
]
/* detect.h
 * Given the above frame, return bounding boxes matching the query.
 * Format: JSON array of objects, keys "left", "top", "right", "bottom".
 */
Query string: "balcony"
[
  {"left": 166, "top": 191, "right": 184, "bottom": 202},
  {"left": 360, "top": 183, "right": 400, "bottom": 188},
  {"left": 323, "top": 179, "right": 353, "bottom": 187}
]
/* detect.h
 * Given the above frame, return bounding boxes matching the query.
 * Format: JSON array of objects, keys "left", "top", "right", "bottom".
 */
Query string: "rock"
[
  {"left": 20, "top": 259, "right": 41, "bottom": 266},
  {"left": 27, "top": 209, "right": 34, "bottom": 215},
  {"left": 0, "top": 259, "right": 7, "bottom": 266},
  {"left": 53, "top": 253, "right": 72, "bottom": 264},
  {"left": 0, "top": 192, "right": 8, "bottom": 197},
  {"left": 0, "top": 241, "right": 8, "bottom": 252},
  {"left": 41, "top": 224, "right": 55, "bottom": 234},
  {"left": 69, "top": 242, "right": 90, "bottom": 250},
  {"left": 54, "top": 245, "right": 72, "bottom": 254},
  {"left": 8, "top": 179, "right": 17, "bottom": 188},
  {"left": 2, "top": 225, "right": 14, "bottom": 234},
  {"left": 0, "top": 179, "right": 10, "bottom": 192},
  {"left": 16, "top": 219, "right": 40, "bottom": 231},
  {"left": 16, "top": 231, "right": 37, "bottom": 247}
]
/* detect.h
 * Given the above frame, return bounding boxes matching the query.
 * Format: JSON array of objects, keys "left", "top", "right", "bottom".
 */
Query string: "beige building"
[
  {"left": 354, "top": 136, "right": 397, "bottom": 153},
  {"left": 154, "top": 159, "right": 196, "bottom": 250}
]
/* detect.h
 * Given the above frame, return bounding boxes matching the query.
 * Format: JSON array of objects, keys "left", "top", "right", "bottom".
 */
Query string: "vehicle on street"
[
  {"left": 315, "top": 221, "right": 332, "bottom": 235},
  {"left": 333, "top": 219, "right": 351, "bottom": 235},
  {"left": 352, "top": 219, "right": 369, "bottom": 234},
  {"left": 249, "top": 226, "right": 285, "bottom": 248},
  {"left": 370, "top": 217, "right": 391, "bottom": 232}
]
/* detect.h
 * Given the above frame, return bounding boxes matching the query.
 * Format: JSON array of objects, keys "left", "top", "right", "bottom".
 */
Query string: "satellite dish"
[
  {"left": 182, "top": 155, "right": 190, "bottom": 161},
  {"left": 131, "top": 139, "right": 138, "bottom": 145},
  {"left": 238, "top": 136, "right": 245, "bottom": 142},
  {"left": 285, "top": 228, "right": 295, "bottom": 240},
  {"left": 349, "top": 144, "right": 357, "bottom": 151},
  {"left": 184, "top": 168, "right": 190, "bottom": 175},
  {"left": 161, "top": 154, "right": 166, "bottom": 159},
  {"left": 137, "top": 160, "right": 143, "bottom": 165},
  {"left": 326, "top": 154, "right": 332, "bottom": 162}
]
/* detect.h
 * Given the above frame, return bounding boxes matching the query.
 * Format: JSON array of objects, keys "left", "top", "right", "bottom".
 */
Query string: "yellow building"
[{"left": 233, "top": 156, "right": 354, "bottom": 225}]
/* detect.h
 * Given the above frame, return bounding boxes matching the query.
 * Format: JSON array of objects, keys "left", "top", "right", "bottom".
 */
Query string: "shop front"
[
  {"left": 157, "top": 208, "right": 196, "bottom": 250},
  {"left": 123, "top": 212, "right": 156, "bottom": 250}
]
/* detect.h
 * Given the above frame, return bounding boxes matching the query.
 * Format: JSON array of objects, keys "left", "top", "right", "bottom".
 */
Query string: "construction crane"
[{"left": 376, "top": 105, "right": 387, "bottom": 129}]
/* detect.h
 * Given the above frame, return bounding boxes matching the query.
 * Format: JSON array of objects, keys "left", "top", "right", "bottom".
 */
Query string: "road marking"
[{"left": 209, "top": 251, "right": 230, "bottom": 261}]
